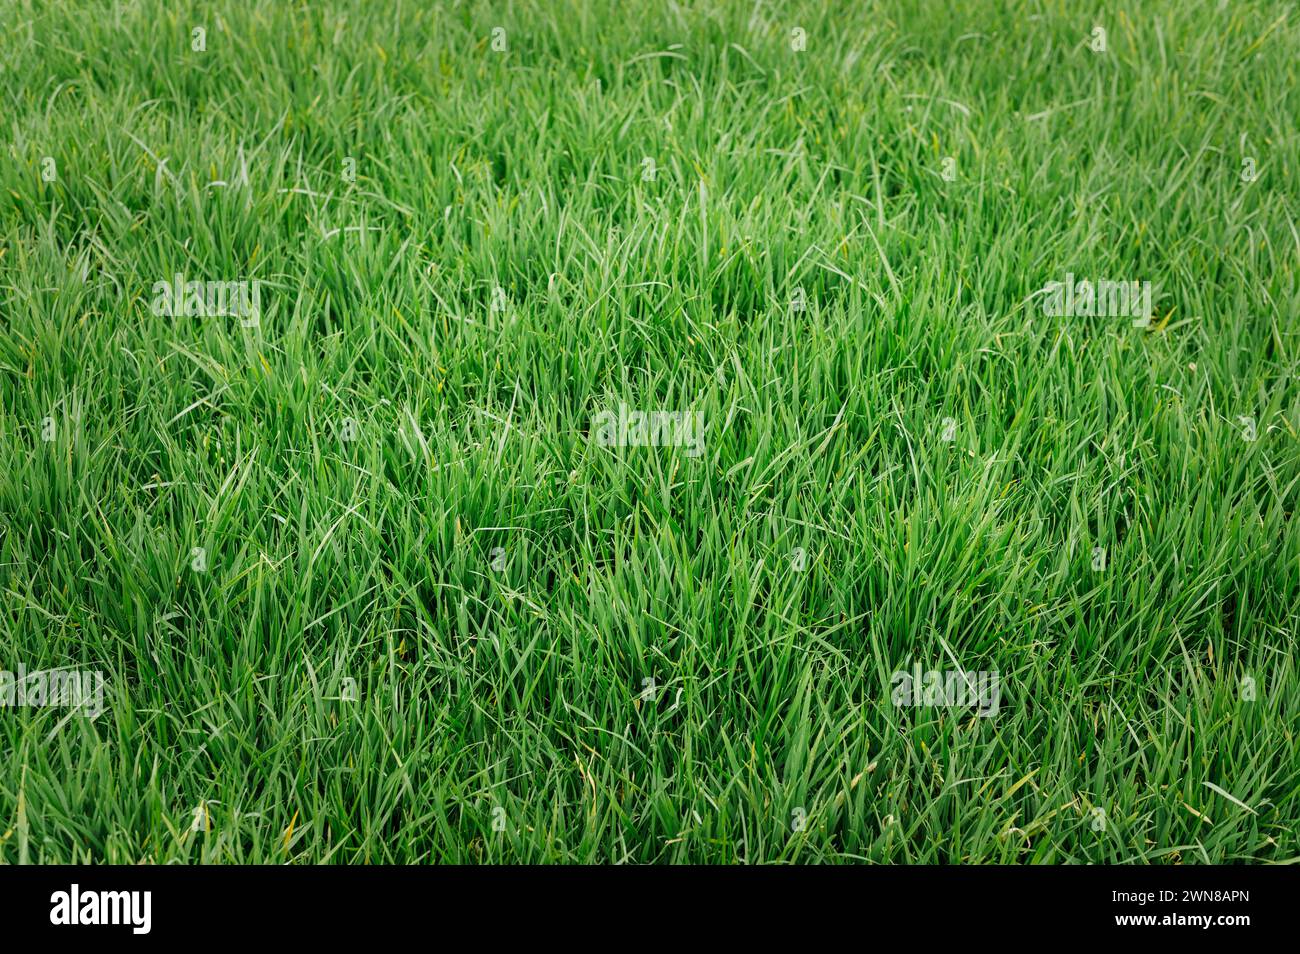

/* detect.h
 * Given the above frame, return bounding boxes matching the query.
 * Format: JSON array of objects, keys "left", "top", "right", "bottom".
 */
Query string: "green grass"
[{"left": 1, "top": 0, "right": 1298, "bottom": 864}]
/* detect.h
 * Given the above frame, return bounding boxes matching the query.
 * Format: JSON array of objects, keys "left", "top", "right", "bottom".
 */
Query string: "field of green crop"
[{"left": 1, "top": 0, "right": 1298, "bottom": 863}]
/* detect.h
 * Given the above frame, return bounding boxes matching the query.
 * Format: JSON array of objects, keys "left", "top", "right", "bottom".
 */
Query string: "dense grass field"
[{"left": 1, "top": 0, "right": 1298, "bottom": 864}]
